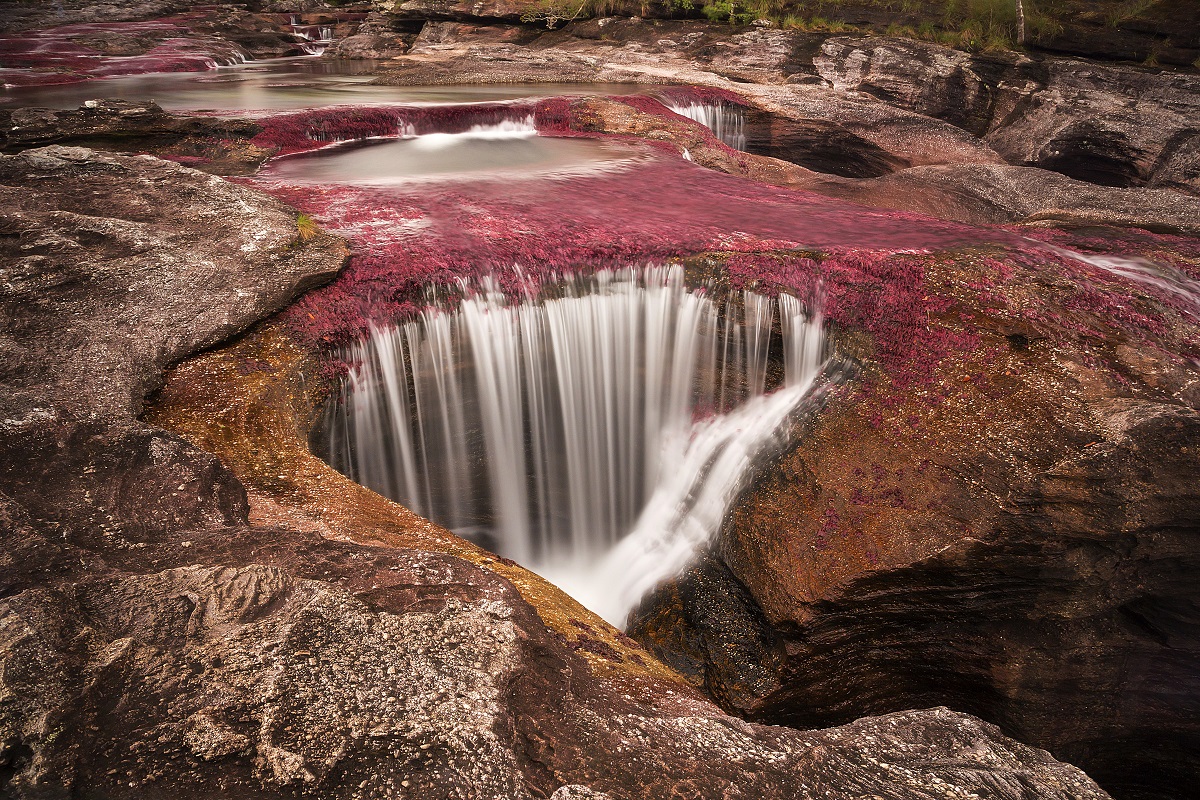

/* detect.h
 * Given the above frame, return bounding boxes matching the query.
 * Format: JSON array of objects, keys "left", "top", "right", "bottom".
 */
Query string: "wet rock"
[
  {"left": 0, "top": 130, "right": 1113, "bottom": 800},
  {"left": 0, "top": 100, "right": 268, "bottom": 174},
  {"left": 630, "top": 239, "right": 1200, "bottom": 800}
]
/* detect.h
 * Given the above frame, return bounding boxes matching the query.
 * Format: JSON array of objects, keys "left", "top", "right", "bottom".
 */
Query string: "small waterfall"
[
  {"left": 664, "top": 101, "right": 747, "bottom": 151},
  {"left": 318, "top": 26, "right": 334, "bottom": 42},
  {"left": 402, "top": 116, "right": 539, "bottom": 148},
  {"left": 322, "top": 267, "right": 825, "bottom": 623}
]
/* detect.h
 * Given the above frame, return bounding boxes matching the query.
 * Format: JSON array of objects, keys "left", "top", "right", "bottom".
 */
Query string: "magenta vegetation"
[
  {"left": 0, "top": 18, "right": 246, "bottom": 87},
  {"left": 237, "top": 104, "right": 1198, "bottom": 412}
]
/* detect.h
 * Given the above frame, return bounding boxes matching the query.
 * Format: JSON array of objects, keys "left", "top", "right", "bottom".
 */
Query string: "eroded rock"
[
  {"left": 630, "top": 238, "right": 1200, "bottom": 800},
  {"left": 0, "top": 126, "right": 1115, "bottom": 800}
]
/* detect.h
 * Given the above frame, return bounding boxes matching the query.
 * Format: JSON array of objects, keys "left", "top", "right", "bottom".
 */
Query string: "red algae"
[
  {"left": 248, "top": 154, "right": 987, "bottom": 347},
  {"left": 0, "top": 15, "right": 251, "bottom": 87},
  {"left": 235, "top": 103, "right": 1199, "bottom": 407},
  {"left": 251, "top": 103, "right": 544, "bottom": 155}
]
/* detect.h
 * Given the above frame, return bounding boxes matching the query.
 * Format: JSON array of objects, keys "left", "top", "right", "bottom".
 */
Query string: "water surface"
[{"left": 1, "top": 57, "right": 648, "bottom": 111}]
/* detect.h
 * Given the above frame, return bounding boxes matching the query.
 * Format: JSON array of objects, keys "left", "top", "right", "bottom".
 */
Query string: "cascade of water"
[
  {"left": 663, "top": 101, "right": 747, "bottom": 151},
  {"left": 406, "top": 116, "right": 539, "bottom": 148},
  {"left": 318, "top": 26, "right": 334, "bottom": 41},
  {"left": 1045, "top": 244, "right": 1200, "bottom": 319},
  {"left": 323, "top": 267, "right": 826, "bottom": 622},
  {"left": 545, "top": 372, "right": 821, "bottom": 625}
]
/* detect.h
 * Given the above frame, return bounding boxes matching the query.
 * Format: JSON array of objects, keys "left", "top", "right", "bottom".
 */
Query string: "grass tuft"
[{"left": 297, "top": 214, "right": 320, "bottom": 242}]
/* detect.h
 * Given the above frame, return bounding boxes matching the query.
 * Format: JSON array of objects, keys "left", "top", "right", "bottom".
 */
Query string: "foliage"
[
  {"left": 684, "top": 0, "right": 1079, "bottom": 51},
  {"left": 1105, "top": 0, "right": 1159, "bottom": 28},
  {"left": 296, "top": 214, "right": 319, "bottom": 242},
  {"left": 700, "top": 0, "right": 759, "bottom": 24},
  {"left": 521, "top": 0, "right": 590, "bottom": 28}
]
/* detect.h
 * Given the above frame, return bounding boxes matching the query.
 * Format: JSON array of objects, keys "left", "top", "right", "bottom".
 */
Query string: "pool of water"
[
  {"left": 0, "top": 56, "right": 649, "bottom": 111},
  {"left": 259, "top": 127, "right": 651, "bottom": 183}
]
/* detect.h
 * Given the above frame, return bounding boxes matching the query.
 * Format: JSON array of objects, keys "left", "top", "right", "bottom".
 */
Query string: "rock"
[
  {"left": 811, "top": 36, "right": 1200, "bottom": 194},
  {"left": 814, "top": 36, "right": 1043, "bottom": 137},
  {"left": 0, "top": 127, "right": 1112, "bottom": 800},
  {"left": 0, "top": 515, "right": 1114, "bottom": 799},
  {"left": 782, "top": 162, "right": 1200, "bottom": 232},
  {"left": 0, "top": 0, "right": 185, "bottom": 34},
  {"left": 629, "top": 232, "right": 1200, "bottom": 800},
  {"left": 322, "top": 11, "right": 413, "bottom": 60},
  {"left": 986, "top": 60, "right": 1200, "bottom": 193},
  {"left": 0, "top": 145, "right": 343, "bottom": 419},
  {"left": 744, "top": 113, "right": 908, "bottom": 178},
  {"left": 552, "top": 786, "right": 612, "bottom": 799},
  {"left": 0, "top": 143, "right": 343, "bottom": 585},
  {"left": 0, "top": 100, "right": 267, "bottom": 175}
]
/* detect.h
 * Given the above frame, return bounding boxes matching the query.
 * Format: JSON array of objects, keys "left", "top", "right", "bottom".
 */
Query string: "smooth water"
[
  {"left": 259, "top": 118, "right": 648, "bottom": 182},
  {"left": 323, "top": 268, "right": 826, "bottom": 624},
  {"left": 0, "top": 57, "right": 651, "bottom": 110}
]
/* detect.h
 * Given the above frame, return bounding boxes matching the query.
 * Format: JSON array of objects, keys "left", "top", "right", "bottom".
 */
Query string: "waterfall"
[
  {"left": 322, "top": 267, "right": 825, "bottom": 624},
  {"left": 663, "top": 101, "right": 747, "bottom": 151},
  {"left": 402, "top": 116, "right": 539, "bottom": 148}
]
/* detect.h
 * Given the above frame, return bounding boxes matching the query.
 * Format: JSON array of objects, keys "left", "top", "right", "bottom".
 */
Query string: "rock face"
[
  {"left": 813, "top": 36, "right": 1200, "bottom": 194},
  {"left": 0, "top": 100, "right": 268, "bottom": 174},
  {"left": 0, "top": 145, "right": 1115, "bottom": 798},
  {"left": 629, "top": 232, "right": 1200, "bottom": 800}
]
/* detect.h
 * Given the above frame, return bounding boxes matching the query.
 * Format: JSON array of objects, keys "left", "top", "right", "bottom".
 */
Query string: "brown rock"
[{"left": 0, "top": 137, "right": 1112, "bottom": 800}]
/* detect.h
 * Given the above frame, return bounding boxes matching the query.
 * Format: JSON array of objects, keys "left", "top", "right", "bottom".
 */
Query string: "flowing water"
[
  {"left": 321, "top": 267, "right": 826, "bottom": 625},
  {"left": 0, "top": 57, "right": 653, "bottom": 110},
  {"left": 1048, "top": 245, "right": 1200, "bottom": 318},
  {"left": 662, "top": 100, "right": 747, "bottom": 150},
  {"left": 260, "top": 116, "right": 649, "bottom": 182}
]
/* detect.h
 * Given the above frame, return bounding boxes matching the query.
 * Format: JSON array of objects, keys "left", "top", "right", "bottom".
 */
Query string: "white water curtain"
[{"left": 325, "top": 267, "right": 826, "bottom": 624}]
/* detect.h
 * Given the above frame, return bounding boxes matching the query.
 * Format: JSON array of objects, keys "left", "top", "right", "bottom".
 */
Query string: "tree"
[{"left": 1015, "top": 0, "right": 1026, "bottom": 44}]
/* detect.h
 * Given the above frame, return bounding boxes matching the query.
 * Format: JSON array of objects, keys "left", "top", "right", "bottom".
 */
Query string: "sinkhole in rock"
[{"left": 316, "top": 267, "right": 829, "bottom": 624}]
